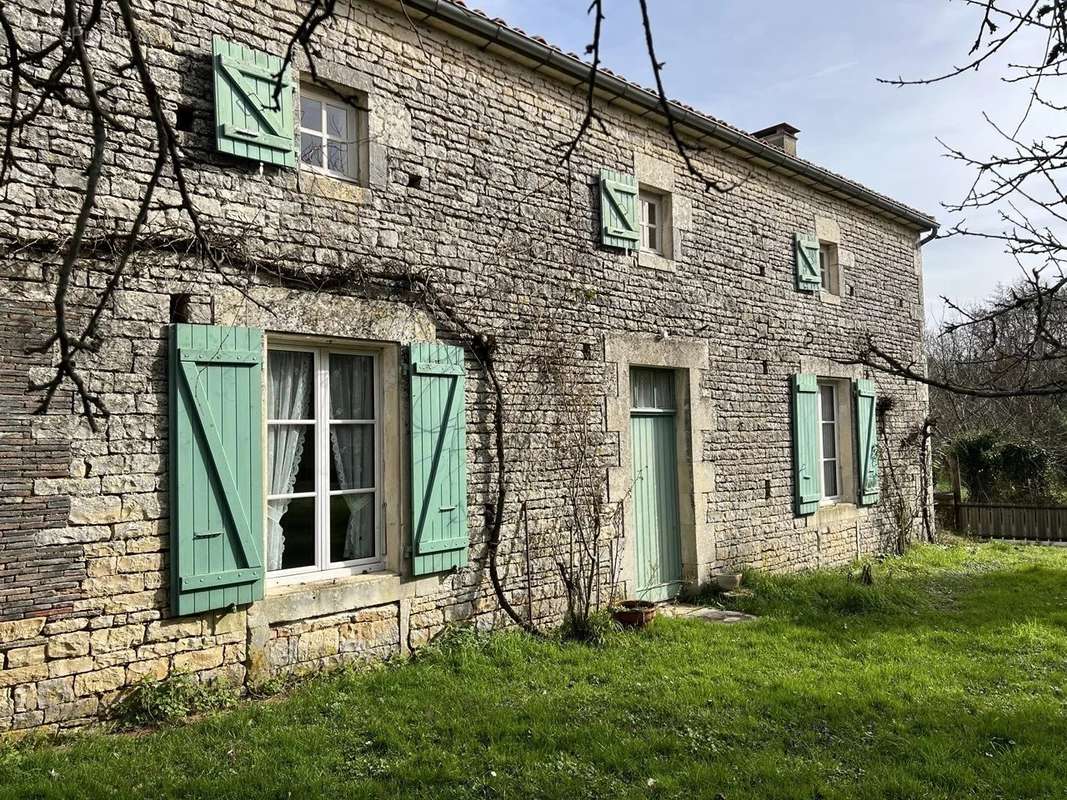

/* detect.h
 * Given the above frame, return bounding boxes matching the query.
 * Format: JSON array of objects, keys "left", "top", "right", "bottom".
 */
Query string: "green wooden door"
[{"left": 630, "top": 368, "right": 683, "bottom": 602}]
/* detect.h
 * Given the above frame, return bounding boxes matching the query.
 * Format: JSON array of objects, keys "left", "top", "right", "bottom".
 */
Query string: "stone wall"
[{"left": 0, "top": 0, "right": 930, "bottom": 732}]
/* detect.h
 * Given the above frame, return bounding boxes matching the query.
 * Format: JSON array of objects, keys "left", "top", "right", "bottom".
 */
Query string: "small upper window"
[
  {"left": 299, "top": 83, "right": 360, "bottom": 182},
  {"left": 819, "top": 242, "right": 841, "bottom": 295},
  {"left": 639, "top": 191, "right": 663, "bottom": 254}
]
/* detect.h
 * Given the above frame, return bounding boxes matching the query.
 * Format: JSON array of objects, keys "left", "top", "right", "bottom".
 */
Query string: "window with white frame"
[
  {"left": 819, "top": 241, "right": 840, "bottom": 295},
  {"left": 818, "top": 382, "right": 841, "bottom": 500},
  {"left": 266, "top": 344, "right": 380, "bottom": 577},
  {"left": 639, "top": 190, "right": 664, "bottom": 254},
  {"left": 299, "top": 83, "right": 361, "bottom": 182}
]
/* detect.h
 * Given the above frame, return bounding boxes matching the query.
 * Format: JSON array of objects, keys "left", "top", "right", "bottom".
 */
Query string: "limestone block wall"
[{"left": 0, "top": 0, "right": 930, "bottom": 732}]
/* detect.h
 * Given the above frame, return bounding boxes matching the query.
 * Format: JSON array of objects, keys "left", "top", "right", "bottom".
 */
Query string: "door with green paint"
[{"left": 630, "top": 368, "right": 683, "bottom": 601}]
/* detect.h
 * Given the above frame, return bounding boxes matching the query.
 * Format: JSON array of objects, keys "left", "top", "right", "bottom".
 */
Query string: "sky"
[{"left": 470, "top": 0, "right": 1058, "bottom": 323}]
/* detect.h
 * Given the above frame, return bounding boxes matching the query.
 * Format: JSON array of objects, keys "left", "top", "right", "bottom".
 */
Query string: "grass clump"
[{"left": 114, "top": 671, "right": 237, "bottom": 727}]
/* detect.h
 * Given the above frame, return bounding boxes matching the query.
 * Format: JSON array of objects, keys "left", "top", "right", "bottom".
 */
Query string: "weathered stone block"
[
  {"left": 0, "top": 665, "right": 48, "bottom": 689},
  {"left": 126, "top": 657, "right": 170, "bottom": 682},
  {"left": 172, "top": 646, "right": 225, "bottom": 673},
  {"left": 0, "top": 618, "right": 45, "bottom": 645},
  {"left": 36, "top": 677, "right": 74, "bottom": 708},
  {"left": 74, "top": 667, "right": 126, "bottom": 696},
  {"left": 68, "top": 496, "right": 123, "bottom": 525},
  {"left": 47, "top": 632, "right": 90, "bottom": 659},
  {"left": 6, "top": 646, "right": 46, "bottom": 668},
  {"left": 296, "top": 629, "right": 340, "bottom": 663},
  {"left": 144, "top": 618, "right": 204, "bottom": 643}
]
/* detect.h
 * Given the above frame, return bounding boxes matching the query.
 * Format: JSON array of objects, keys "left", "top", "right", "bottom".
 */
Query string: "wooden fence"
[{"left": 935, "top": 494, "right": 1067, "bottom": 542}]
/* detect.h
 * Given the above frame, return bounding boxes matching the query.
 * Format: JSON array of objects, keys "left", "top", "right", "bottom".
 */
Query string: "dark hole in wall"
[
  {"left": 765, "top": 479, "right": 772, "bottom": 500},
  {"left": 170, "top": 293, "right": 192, "bottom": 324},
  {"left": 407, "top": 173, "right": 423, "bottom": 189},
  {"left": 176, "top": 104, "right": 196, "bottom": 132},
  {"left": 583, "top": 342, "right": 593, "bottom": 360}
]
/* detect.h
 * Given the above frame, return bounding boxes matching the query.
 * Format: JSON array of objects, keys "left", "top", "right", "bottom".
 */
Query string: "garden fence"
[{"left": 935, "top": 494, "right": 1067, "bottom": 542}]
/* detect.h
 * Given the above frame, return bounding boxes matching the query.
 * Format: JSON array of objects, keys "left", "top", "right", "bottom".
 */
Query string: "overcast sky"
[{"left": 471, "top": 0, "right": 1056, "bottom": 324}]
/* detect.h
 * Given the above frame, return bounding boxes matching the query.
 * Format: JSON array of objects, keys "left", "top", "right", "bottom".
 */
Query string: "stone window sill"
[
  {"left": 638, "top": 250, "right": 676, "bottom": 273},
  {"left": 260, "top": 570, "right": 402, "bottom": 626},
  {"left": 809, "top": 501, "right": 868, "bottom": 527},
  {"left": 298, "top": 171, "right": 373, "bottom": 206},
  {"left": 819, "top": 290, "right": 842, "bottom": 306},
  {"left": 257, "top": 568, "right": 451, "bottom": 626}
]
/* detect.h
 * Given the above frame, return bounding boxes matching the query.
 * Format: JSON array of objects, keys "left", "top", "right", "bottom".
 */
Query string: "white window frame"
[
  {"left": 266, "top": 341, "right": 384, "bottom": 583},
  {"left": 298, "top": 83, "right": 361, "bottom": 183},
  {"left": 817, "top": 382, "right": 843, "bottom": 503},
  {"left": 639, "top": 190, "right": 664, "bottom": 255}
]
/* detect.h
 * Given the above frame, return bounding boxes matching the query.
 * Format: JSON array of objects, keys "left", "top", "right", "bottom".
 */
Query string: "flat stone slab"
[{"left": 660, "top": 604, "right": 756, "bottom": 624}]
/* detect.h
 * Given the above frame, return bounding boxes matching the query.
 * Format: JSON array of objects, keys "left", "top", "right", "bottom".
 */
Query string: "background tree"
[{"left": 858, "top": 1, "right": 1067, "bottom": 399}]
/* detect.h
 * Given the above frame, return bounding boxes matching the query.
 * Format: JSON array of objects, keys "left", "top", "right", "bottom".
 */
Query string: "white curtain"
[
  {"left": 267, "top": 352, "right": 312, "bottom": 571},
  {"left": 329, "top": 354, "right": 374, "bottom": 560},
  {"left": 330, "top": 427, "right": 374, "bottom": 560}
]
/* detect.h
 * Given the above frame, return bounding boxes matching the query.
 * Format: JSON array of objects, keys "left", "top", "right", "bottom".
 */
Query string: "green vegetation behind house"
[{"left": 3, "top": 542, "right": 1067, "bottom": 800}]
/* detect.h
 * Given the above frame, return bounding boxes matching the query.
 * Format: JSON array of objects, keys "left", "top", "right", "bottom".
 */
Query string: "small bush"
[
  {"left": 559, "top": 610, "right": 620, "bottom": 646},
  {"left": 115, "top": 671, "right": 236, "bottom": 727}
]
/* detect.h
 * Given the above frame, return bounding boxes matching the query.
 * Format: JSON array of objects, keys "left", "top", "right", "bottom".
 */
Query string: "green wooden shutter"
[
  {"left": 795, "top": 234, "right": 821, "bottom": 292},
  {"left": 169, "top": 324, "right": 265, "bottom": 615},
  {"left": 792, "top": 374, "right": 821, "bottom": 516},
  {"left": 409, "top": 342, "right": 469, "bottom": 576},
  {"left": 854, "top": 379, "right": 880, "bottom": 505},
  {"left": 600, "top": 169, "right": 639, "bottom": 248},
  {"left": 212, "top": 35, "right": 295, "bottom": 167}
]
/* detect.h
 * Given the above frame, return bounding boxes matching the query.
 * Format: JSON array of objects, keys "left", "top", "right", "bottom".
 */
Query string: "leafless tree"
[{"left": 857, "top": 1, "right": 1067, "bottom": 398}]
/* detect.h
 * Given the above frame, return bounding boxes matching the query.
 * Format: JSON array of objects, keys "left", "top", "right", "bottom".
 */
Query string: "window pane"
[
  {"left": 820, "top": 385, "right": 836, "bottom": 421},
  {"left": 300, "top": 97, "right": 322, "bottom": 131},
  {"left": 822, "top": 461, "right": 839, "bottom": 498},
  {"left": 301, "top": 132, "right": 323, "bottom": 167},
  {"left": 330, "top": 354, "right": 374, "bottom": 419},
  {"left": 647, "top": 200, "right": 657, "bottom": 226},
  {"left": 647, "top": 225, "right": 658, "bottom": 252},
  {"left": 268, "top": 424, "right": 315, "bottom": 495},
  {"left": 268, "top": 350, "right": 314, "bottom": 420},
  {"left": 821, "top": 422, "right": 838, "bottom": 459},
  {"left": 326, "top": 104, "right": 348, "bottom": 138},
  {"left": 330, "top": 493, "right": 375, "bottom": 562},
  {"left": 326, "top": 141, "right": 348, "bottom": 174},
  {"left": 329, "top": 424, "right": 374, "bottom": 490},
  {"left": 631, "top": 368, "right": 674, "bottom": 410},
  {"left": 267, "top": 496, "right": 316, "bottom": 570}
]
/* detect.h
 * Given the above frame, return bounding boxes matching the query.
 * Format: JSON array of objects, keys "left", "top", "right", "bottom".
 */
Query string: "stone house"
[{"left": 0, "top": 0, "right": 935, "bottom": 732}]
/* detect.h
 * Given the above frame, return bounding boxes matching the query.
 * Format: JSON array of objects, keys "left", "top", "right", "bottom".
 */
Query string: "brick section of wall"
[
  {"left": 0, "top": 0, "right": 931, "bottom": 733},
  {"left": 0, "top": 299, "right": 81, "bottom": 622}
]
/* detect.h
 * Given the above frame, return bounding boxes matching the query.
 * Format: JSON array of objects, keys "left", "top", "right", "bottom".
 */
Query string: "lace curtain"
[
  {"left": 266, "top": 351, "right": 312, "bottom": 571},
  {"left": 329, "top": 354, "right": 375, "bottom": 560}
]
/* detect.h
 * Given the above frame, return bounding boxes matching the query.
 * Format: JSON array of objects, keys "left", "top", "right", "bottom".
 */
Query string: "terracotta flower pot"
[{"left": 612, "top": 599, "right": 657, "bottom": 629}]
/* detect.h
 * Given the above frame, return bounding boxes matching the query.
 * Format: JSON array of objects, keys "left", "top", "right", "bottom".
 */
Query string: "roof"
[{"left": 379, "top": 0, "right": 938, "bottom": 232}]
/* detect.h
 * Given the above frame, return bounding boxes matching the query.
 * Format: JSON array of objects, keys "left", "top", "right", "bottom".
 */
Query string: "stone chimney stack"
[{"left": 752, "top": 123, "right": 800, "bottom": 157}]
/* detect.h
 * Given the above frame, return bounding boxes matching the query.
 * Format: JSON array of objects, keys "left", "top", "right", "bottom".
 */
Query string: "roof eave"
[{"left": 381, "top": 0, "right": 938, "bottom": 233}]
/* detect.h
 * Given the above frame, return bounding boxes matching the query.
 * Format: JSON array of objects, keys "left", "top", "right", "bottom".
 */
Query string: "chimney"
[{"left": 752, "top": 123, "right": 800, "bottom": 156}]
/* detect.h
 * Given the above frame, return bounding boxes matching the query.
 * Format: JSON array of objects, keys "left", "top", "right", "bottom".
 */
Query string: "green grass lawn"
[{"left": 4, "top": 541, "right": 1067, "bottom": 799}]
